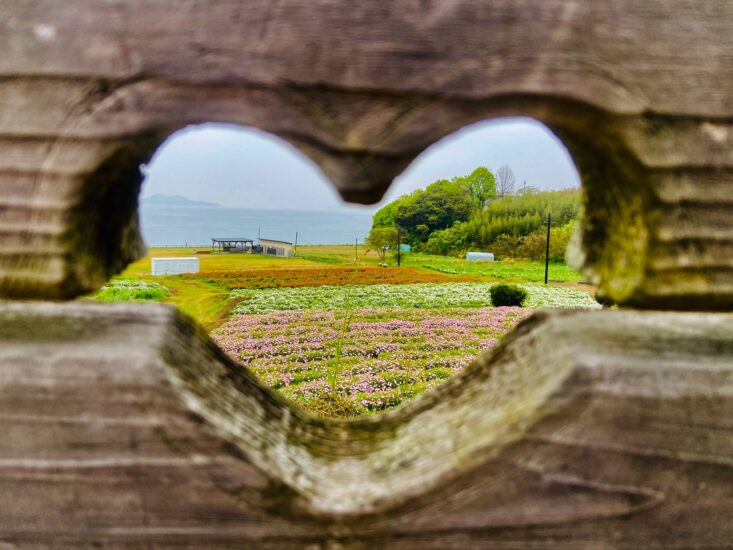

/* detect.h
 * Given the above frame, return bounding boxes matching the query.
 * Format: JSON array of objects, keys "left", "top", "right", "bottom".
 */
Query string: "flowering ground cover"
[
  {"left": 96, "top": 247, "right": 599, "bottom": 417},
  {"left": 230, "top": 282, "right": 600, "bottom": 314},
  {"left": 182, "top": 266, "right": 475, "bottom": 289},
  {"left": 212, "top": 307, "right": 532, "bottom": 416},
  {"left": 94, "top": 279, "right": 170, "bottom": 301}
]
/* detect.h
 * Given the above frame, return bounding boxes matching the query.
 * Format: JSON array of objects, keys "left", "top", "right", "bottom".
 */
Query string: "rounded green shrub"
[{"left": 490, "top": 283, "right": 528, "bottom": 307}]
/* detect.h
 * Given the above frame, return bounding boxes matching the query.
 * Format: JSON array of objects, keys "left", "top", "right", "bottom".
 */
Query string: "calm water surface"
[{"left": 140, "top": 206, "right": 373, "bottom": 246}]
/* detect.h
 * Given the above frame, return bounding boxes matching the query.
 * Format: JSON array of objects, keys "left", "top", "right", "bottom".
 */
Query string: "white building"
[
  {"left": 151, "top": 257, "right": 200, "bottom": 275},
  {"left": 259, "top": 239, "right": 293, "bottom": 257},
  {"left": 466, "top": 252, "right": 495, "bottom": 262}
]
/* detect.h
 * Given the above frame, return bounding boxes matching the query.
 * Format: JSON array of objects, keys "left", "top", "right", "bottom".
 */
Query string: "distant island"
[{"left": 141, "top": 194, "right": 223, "bottom": 208}]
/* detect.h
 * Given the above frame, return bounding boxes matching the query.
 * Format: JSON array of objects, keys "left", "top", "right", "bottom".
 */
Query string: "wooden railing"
[{"left": 0, "top": 1, "right": 732, "bottom": 546}]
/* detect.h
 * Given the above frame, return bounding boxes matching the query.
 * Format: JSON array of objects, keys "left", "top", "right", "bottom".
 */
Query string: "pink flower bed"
[{"left": 212, "top": 307, "right": 531, "bottom": 416}]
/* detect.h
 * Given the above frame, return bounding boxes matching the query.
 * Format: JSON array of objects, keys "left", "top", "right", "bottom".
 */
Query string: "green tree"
[
  {"left": 370, "top": 167, "right": 495, "bottom": 236},
  {"left": 421, "top": 222, "right": 469, "bottom": 255},
  {"left": 365, "top": 226, "right": 398, "bottom": 261},
  {"left": 371, "top": 200, "right": 402, "bottom": 228},
  {"left": 394, "top": 179, "right": 473, "bottom": 244},
  {"left": 517, "top": 221, "right": 576, "bottom": 261},
  {"left": 455, "top": 166, "right": 496, "bottom": 210},
  {"left": 489, "top": 234, "right": 523, "bottom": 260}
]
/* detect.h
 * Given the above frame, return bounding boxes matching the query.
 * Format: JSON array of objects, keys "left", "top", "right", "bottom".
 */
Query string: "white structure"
[
  {"left": 466, "top": 252, "right": 495, "bottom": 262},
  {"left": 259, "top": 239, "right": 293, "bottom": 257},
  {"left": 151, "top": 257, "right": 200, "bottom": 275}
]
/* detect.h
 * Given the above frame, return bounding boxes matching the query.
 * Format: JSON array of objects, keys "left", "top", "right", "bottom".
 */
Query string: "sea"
[{"left": 139, "top": 205, "right": 374, "bottom": 247}]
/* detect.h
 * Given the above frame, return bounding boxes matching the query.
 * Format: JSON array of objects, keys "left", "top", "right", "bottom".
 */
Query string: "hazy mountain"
[{"left": 141, "top": 194, "right": 223, "bottom": 208}]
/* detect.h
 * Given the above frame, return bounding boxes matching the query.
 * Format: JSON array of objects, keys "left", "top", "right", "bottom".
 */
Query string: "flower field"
[
  {"left": 212, "top": 307, "right": 532, "bottom": 416},
  {"left": 182, "top": 266, "right": 475, "bottom": 289},
  {"left": 230, "top": 282, "right": 600, "bottom": 314},
  {"left": 98, "top": 246, "right": 600, "bottom": 417}
]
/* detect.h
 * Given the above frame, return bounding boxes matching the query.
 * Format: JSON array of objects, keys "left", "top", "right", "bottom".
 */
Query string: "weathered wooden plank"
[
  {"left": 1, "top": 302, "right": 732, "bottom": 546},
  {"left": 0, "top": 3, "right": 733, "bottom": 547},
  {"left": 3, "top": 1, "right": 733, "bottom": 116},
  {"left": 0, "top": 1, "right": 732, "bottom": 305}
]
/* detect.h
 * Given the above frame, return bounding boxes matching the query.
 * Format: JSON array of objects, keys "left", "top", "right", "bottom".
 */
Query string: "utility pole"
[
  {"left": 294, "top": 232, "right": 298, "bottom": 255},
  {"left": 544, "top": 213, "right": 551, "bottom": 285},
  {"left": 396, "top": 228, "right": 401, "bottom": 267}
]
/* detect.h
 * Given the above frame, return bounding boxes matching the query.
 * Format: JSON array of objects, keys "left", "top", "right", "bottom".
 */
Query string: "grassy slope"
[
  {"left": 123, "top": 247, "right": 324, "bottom": 276},
  {"left": 117, "top": 248, "right": 325, "bottom": 328}
]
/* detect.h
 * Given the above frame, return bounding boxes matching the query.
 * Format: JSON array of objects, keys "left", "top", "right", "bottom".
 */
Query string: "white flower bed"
[{"left": 230, "top": 282, "right": 600, "bottom": 314}]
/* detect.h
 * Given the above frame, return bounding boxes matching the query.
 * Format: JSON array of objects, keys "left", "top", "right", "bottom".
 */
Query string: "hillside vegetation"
[{"left": 369, "top": 166, "right": 581, "bottom": 261}]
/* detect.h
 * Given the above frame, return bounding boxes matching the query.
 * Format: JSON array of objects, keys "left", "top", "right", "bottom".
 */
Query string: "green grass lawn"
[
  {"left": 290, "top": 246, "right": 584, "bottom": 283},
  {"left": 122, "top": 245, "right": 585, "bottom": 285},
  {"left": 122, "top": 247, "right": 324, "bottom": 277},
  {"left": 402, "top": 254, "right": 583, "bottom": 283},
  {"left": 112, "top": 248, "right": 331, "bottom": 327}
]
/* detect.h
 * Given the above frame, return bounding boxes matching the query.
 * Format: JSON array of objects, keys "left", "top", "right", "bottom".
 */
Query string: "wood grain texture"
[
  {"left": 1, "top": 3, "right": 733, "bottom": 547},
  {"left": 0, "top": 1, "right": 731, "bottom": 305},
  {"left": 1, "top": 302, "right": 732, "bottom": 547}
]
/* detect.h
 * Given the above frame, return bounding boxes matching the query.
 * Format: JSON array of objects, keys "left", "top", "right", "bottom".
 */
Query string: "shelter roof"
[{"left": 211, "top": 238, "right": 254, "bottom": 242}]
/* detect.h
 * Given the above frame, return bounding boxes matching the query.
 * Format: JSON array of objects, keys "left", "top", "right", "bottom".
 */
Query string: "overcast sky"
[{"left": 141, "top": 117, "right": 581, "bottom": 212}]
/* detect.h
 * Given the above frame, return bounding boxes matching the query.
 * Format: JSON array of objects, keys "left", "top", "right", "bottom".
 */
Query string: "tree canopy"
[
  {"left": 393, "top": 179, "right": 473, "bottom": 245},
  {"left": 365, "top": 226, "right": 399, "bottom": 260},
  {"left": 455, "top": 166, "right": 496, "bottom": 210},
  {"left": 369, "top": 165, "right": 581, "bottom": 259},
  {"left": 371, "top": 166, "right": 496, "bottom": 232},
  {"left": 371, "top": 199, "right": 403, "bottom": 228}
]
